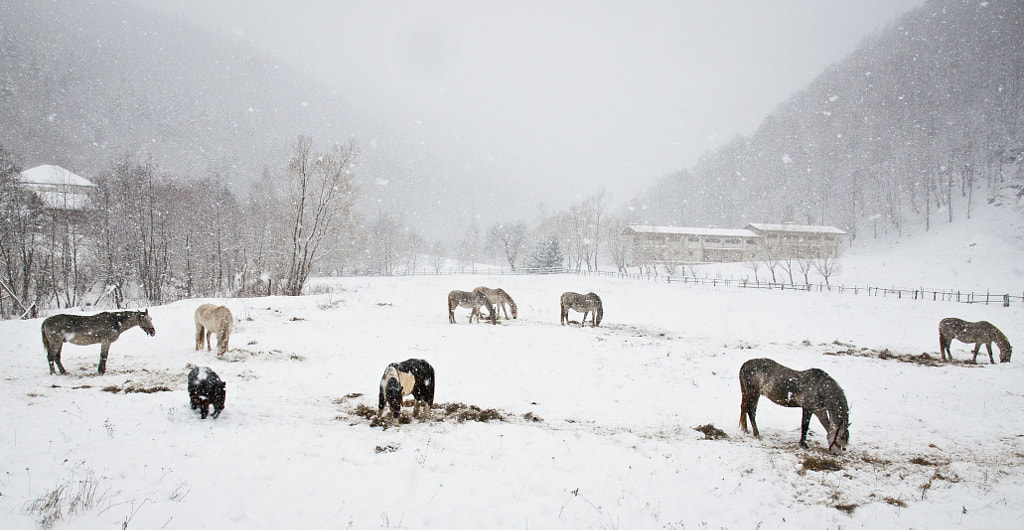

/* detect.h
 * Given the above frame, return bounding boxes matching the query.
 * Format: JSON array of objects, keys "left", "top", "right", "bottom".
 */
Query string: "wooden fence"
[{"left": 343, "top": 266, "right": 1023, "bottom": 307}]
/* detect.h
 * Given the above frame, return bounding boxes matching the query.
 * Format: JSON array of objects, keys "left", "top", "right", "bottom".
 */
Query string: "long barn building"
[{"left": 624, "top": 223, "right": 847, "bottom": 266}]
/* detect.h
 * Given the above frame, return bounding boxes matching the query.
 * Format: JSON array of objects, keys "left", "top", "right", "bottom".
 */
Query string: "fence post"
[{"left": 1004, "top": 294, "right": 1010, "bottom": 308}]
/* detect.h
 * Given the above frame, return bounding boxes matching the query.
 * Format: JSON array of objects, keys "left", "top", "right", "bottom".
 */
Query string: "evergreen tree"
[{"left": 528, "top": 234, "right": 563, "bottom": 270}]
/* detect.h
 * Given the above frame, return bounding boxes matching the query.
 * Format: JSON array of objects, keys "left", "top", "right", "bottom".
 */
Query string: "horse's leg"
[
  {"left": 799, "top": 408, "right": 813, "bottom": 448},
  {"left": 205, "top": 330, "right": 213, "bottom": 351},
  {"left": 741, "top": 392, "right": 760, "bottom": 436},
  {"left": 939, "top": 334, "right": 949, "bottom": 361},
  {"left": 814, "top": 410, "right": 832, "bottom": 434},
  {"left": 195, "top": 324, "right": 205, "bottom": 350},
  {"left": 45, "top": 337, "right": 57, "bottom": 375},
  {"left": 98, "top": 341, "right": 110, "bottom": 374},
  {"left": 49, "top": 340, "right": 67, "bottom": 375},
  {"left": 972, "top": 343, "right": 981, "bottom": 363},
  {"left": 560, "top": 304, "right": 567, "bottom": 325}
]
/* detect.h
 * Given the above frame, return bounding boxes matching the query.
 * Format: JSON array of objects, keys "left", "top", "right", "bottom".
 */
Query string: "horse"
[
  {"left": 447, "top": 289, "right": 496, "bottom": 324},
  {"left": 41, "top": 309, "right": 156, "bottom": 375},
  {"left": 377, "top": 358, "right": 435, "bottom": 420},
  {"left": 560, "top": 291, "right": 603, "bottom": 327},
  {"left": 195, "top": 303, "right": 234, "bottom": 355},
  {"left": 738, "top": 358, "right": 850, "bottom": 452},
  {"left": 939, "top": 317, "right": 1012, "bottom": 363},
  {"left": 474, "top": 286, "right": 518, "bottom": 320},
  {"left": 188, "top": 365, "right": 227, "bottom": 419}
]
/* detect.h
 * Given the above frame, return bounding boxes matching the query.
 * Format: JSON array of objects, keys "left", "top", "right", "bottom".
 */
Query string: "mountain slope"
[
  {"left": 631, "top": 0, "right": 1024, "bottom": 242},
  {"left": 0, "top": 0, "right": 358, "bottom": 183}
]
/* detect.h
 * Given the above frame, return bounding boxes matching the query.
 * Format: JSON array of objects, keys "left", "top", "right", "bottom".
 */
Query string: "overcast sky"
[{"left": 132, "top": 0, "right": 925, "bottom": 224}]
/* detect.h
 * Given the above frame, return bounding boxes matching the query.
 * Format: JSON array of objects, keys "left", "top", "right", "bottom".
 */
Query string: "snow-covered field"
[{"left": 2, "top": 212, "right": 1024, "bottom": 528}]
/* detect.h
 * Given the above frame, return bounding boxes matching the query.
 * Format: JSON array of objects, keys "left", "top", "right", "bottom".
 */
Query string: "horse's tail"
[
  {"left": 938, "top": 321, "right": 951, "bottom": 356},
  {"left": 41, "top": 325, "right": 51, "bottom": 359}
]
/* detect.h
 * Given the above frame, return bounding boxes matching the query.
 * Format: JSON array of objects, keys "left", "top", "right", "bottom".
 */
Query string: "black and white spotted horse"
[{"left": 377, "top": 358, "right": 436, "bottom": 421}]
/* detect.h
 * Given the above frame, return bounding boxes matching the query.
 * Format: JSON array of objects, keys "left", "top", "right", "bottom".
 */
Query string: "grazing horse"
[
  {"left": 188, "top": 366, "right": 227, "bottom": 419},
  {"left": 560, "top": 291, "right": 603, "bottom": 327},
  {"left": 474, "top": 286, "right": 518, "bottom": 320},
  {"left": 738, "top": 358, "right": 850, "bottom": 452},
  {"left": 195, "top": 303, "right": 234, "bottom": 355},
  {"left": 939, "top": 317, "right": 1012, "bottom": 363},
  {"left": 447, "top": 289, "right": 496, "bottom": 324},
  {"left": 377, "top": 358, "right": 436, "bottom": 420},
  {"left": 41, "top": 309, "right": 156, "bottom": 375}
]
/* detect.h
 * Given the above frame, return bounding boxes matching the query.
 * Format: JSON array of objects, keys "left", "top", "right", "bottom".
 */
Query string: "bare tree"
[
  {"left": 796, "top": 257, "right": 815, "bottom": 287},
  {"left": 813, "top": 251, "right": 841, "bottom": 288},
  {"left": 456, "top": 219, "right": 481, "bottom": 272},
  {"left": 486, "top": 221, "right": 528, "bottom": 270},
  {"left": 281, "top": 135, "right": 358, "bottom": 296},
  {"left": 367, "top": 210, "right": 401, "bottom": 275},
  {"left": 0, "top": 146, "right": 40, "bottom": 317},
  {"left": 603, "top": 216, "right": 631, "bottom": 273},
  {"left": 562, "top": 190, "right": 606, "bottom": 271}
]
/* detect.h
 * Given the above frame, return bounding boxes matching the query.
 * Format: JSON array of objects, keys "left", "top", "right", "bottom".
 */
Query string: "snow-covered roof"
[
  {"left": 19, "top": 165, "right": 95, "bottom": 188},
  {"left": 626, "top": 225, "right": 757, "bottom": 238},
  {"left": 745, "top": 223, "right": 846, "bottom": 235}
]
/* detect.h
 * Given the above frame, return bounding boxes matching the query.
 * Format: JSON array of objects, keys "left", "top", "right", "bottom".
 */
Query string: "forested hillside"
[
  {"left": 631, "top": 0, "right": 1024, "bottom": 241},
  {"left": 0, "top": 0, "right": 354, "bottom": 183}
]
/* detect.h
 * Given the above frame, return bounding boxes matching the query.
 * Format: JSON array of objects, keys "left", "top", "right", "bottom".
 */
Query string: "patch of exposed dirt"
[
  {"left": 225, "top": 348, "right": 305, "bottom": 363},
  {"left": 693, "top": 423, "right": 729, "bottom": 440},
  {"left": 822, "top": 341, "right": 980, "bottom": 367},
  {"left": 801, "top": 455, "right": 842, "bottom": 472},
  {"left": 334, "top": 399, "right": 538, "bottom": 430},
  {"left": 101, "top": 384, "right": 173, "bottom": 394}
]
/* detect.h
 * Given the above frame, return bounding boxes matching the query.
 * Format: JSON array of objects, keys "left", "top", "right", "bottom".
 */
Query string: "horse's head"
[
  {"left": 138, "top": 309, "right": 156, "bottom": 336},
  {"left": 827, "top": 422, "right": 849, "bottom": 453},
  {"left": 999, "top": 343, "right": 1012, "bottom": 363},
  {"left": 385, "top": 378, "right": 403, "bottom": 418}
]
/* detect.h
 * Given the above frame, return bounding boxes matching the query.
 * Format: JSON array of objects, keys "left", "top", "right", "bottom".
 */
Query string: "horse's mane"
[{"left": 109, "top": 310, "right": 138, "bottom": 332}]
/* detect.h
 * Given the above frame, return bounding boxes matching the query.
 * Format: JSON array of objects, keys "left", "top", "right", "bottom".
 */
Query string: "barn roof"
[
  {"left": 626, "top": 225, "right": 757, "bottom": 238},
  {"left": 745, "top": 223, "right": 846, "bottom": 235},
  {"left": 19, "top": 165, "right": 95, "bottom": 188}
]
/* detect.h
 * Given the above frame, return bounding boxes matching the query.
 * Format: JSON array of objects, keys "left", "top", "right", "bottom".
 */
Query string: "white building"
[{"left": 18, "top": 164, "right": 95, "bottom": 211}]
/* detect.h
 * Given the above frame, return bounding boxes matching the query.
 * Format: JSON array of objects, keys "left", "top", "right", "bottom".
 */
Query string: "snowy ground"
[{"left": 2, "top": 211, "right": 1024, "bottom": 528}]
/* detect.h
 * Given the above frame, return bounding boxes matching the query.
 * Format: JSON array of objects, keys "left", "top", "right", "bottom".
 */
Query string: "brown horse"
[
  {"left": 41, "top": 309, "right": 156, "bottom": 374},
  {"left": 447, "top": 290, "right": 496, "bottom": 324},
  {"left": 195, "top": 303, "right": 234, "bottom": 355},
  {"left": 939, "top": 317, "right": 1012, "bottom": 363},
  {"left": 474, "top": 286, "right": 518, "bottom": 320},
  {"left": 560, "top": 291, "right": 603, "bottom": 327},
  {"left": 739, "top": 358, "right": 850, "bottom": 452}
]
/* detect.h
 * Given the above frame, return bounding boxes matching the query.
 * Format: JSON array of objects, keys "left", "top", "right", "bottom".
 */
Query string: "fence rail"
[
  {"left": 325, "top": 266, "right": 1023, "bottom": 307},
  {"left": 564, "top": 269, "right": 1024, "bottom": 308}
]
